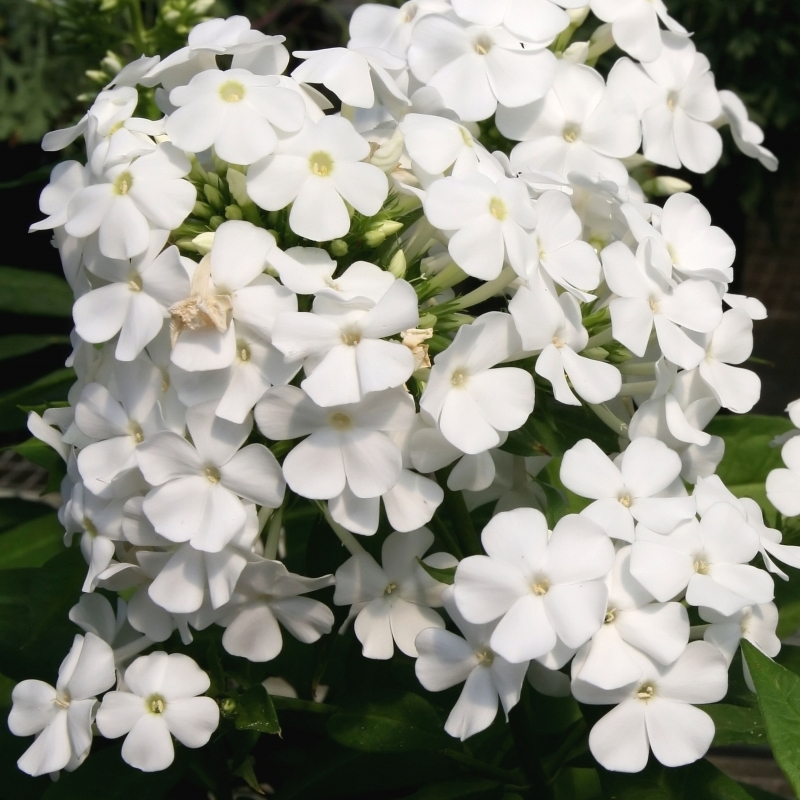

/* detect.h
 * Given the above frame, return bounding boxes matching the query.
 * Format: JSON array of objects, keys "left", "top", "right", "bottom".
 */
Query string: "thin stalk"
[
  {"left": 436, "top": 472, "right": 482, "bottom": 556},
  {"left": 453, "top": 266, "right": 517, "bottom": 311},
  {"left": 424, "top": 261, "right": 469, "bottom": 295},
  {"left": 318, "top": 502, "right": 366, "bottom": 555},
  {"left": 618, "top": 361, "right": 657, "bottom": 376},
  {"left": 588, "top": 403, "right": 629, "bottom": 437},
  {"left": 584, "top": 326, "right": 614, "bottom": 349},
  {"left": 617, "top": 380, "right": 657, "bottom": 398},
  {"left": 127, "top": 0, "right": 148, "bottom": 54},
  {"left": 113, "top": 635, "right": 153, "bottom": 663},
  {"left": 264, "top": 504, "right": 284, "bottom": 560}
]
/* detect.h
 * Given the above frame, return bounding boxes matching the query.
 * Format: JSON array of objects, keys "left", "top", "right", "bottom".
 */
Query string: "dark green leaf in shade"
[
  {"left": 0, "top": 368, "right": 75, "bottom": 432},
  {"left": 0, "top": 267, "right": 73, "bottom": 317},
  {"left": 402, "top": 778, "right": 504, "bottom": 799},
  {"left": 0, "top": 334, "right": 69, "bottom": 361},
  {"left": 416, "top": 556, "right": 455, "bottom": 585},
  {"left": 235, "top": 684, "right": 281, "bottom": 734},
  {"left": 326, "top": 691, "right": 450, "bottom": 753},
  {"left": 742, "top": 640, "right": 800, "bottom": 796},
  {"left": 598, "top": 757, "right": 756, "bottom": 799},
  {"left": 10, "top": 438, "right": 67, "bottom": 494},
  {"left": 699, "top": 703, "right": 768, "bottom": 747},
  {"left": 0, "top": 513, "right": 64, "bottom": 569}
]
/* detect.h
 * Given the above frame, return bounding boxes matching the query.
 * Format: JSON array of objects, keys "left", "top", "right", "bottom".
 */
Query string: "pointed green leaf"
[
  {"left": 235, "top": 684, "right": 281, "bottom": 734},
  {"left": 0, "top": 512, "right": 64, "bottom": 568},
  {"left": 0, "top": 267, "right": 73, "bottom": 317},
  {"left": 0, "top": 334, "right": 69, "bottom": 361},
  {"left": 742, "top": 639, "right": 800, "bottom": 795},
  {"left": 416, "top": 556, "right": 455, "bottom": 585},
  {"left": 699, "top": 703, "right": 768, "bottom": 746}
]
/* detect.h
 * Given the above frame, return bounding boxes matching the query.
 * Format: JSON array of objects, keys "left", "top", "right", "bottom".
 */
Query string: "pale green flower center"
[
  {"left": 219, "top": 81, "right": 246, "bottom": 103},
  {"left": 113, "top": 171, "right": 133, "bottom": 196},
  {"left": 310, "top": 151, "right": 334, "bottom": 177},
  {"left": 489, "top": 197, "right": 507, "bottom": 221}
]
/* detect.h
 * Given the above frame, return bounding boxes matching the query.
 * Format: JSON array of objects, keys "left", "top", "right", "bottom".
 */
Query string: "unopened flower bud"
[
  {"left": 388, "top": 250, "right": 407, "bottom": 278},
  {"left": 225, "top": 204, "right": 243, "bottom": 220},
  {"left": 209, "top": 215, "right": 225, "bottom": 230},
  {"left": 190, "top": 0, "right": 215, "bottom": 13},
  {"left": 364, "top": 231, "right": 386, "bottom": 248},
  {"left": 587, "top": 22, "right": 614, "bottom": 61},
  {"left": 561, "top": 42, "right": 589, "bottom": 64},
  {"left": 192, "top": 201, "right": 213, "bottom": 219},
  {"left": 368, "top": 130, "right": 405, "bottom": 173},
  {"left": 330, "top": 239, "right": 348, "bottom": 257},
  {"left": 192, "top": 232, "right": 215, "bottom": 255},
  {"left": 204, "top": 184, "right": 224, "bottom": 210},
  {"left": 220, "top": 697, "right": 238, "bottom": 717},
  {"left": 642, "top": 176, "right": 693, "bottom": 196},
  {"left": 226, "top": 168, "right": 250, "bottom": 207},
  {"left": 100, "top": 50, "right": 123, "bottom": 75},
  {"left": 85, "top": 70, "right": 108, "bottom": 85},
  {"left": 370, "top": 220, "right": 404, "bottom": 236},
  {"left": 568, "top": 6, "right": 590, "bottom": 26}
]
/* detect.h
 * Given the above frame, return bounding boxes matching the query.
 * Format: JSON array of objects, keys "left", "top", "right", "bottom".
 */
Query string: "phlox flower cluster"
[{"left": 11, "top": 0, "right": 791, "bottom": 781}]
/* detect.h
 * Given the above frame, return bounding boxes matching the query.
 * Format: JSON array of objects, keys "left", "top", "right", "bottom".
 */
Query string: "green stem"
[
  {"left": 587, "top": 403, "right": 629, "bottom": 437},
  {"left": 617, "top": 380, "right": 657, "bottom": 398},
  {"left": 263, "top": 504, "right": 284, "bottom": 560},
  {"left": 429, "top": 513, "right": 464, "bottom": 560},
  {"left": 618, "top": 361, "right": 657, "bottom": 376},
  {"left": 424, "top": 261, "right": 469, "bottom": 295},
  {"left": 127, "top": 0, "right": 148, "bottom": 55},
  {"left": 453, "top": 266, "right": 517, "bottom": 311},
  {"left": 508, "top": 704, "right": 554, "bottom": 799},
  {"left": 436, "top": 471, "right": 482, "bottom": 556},
  {"left": 318, "top": 502, "right": 366, "bottom": 556},
  {"left": 584, "top": 326, "right": 614, "bottom": 349}
]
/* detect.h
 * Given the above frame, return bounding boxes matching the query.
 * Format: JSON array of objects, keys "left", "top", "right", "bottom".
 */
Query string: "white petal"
[
  {"left": 645, "top": 699, "right": 714, "bottom": 767},
  {"left": 121, "top": 714, "right": 175, "bottom": 772},
  {"left": 222, "top": 603, "right": 283, "bottom": 662},
  {"left": 490, "top": 594, "right": 556, "bottom": 663},
  {"left": 589, "top": 700, "right": 649, "bottom": 773},
  {"left": 415, "top": 628, "right": 478, "bottom": 691},
  {"left": 354, "top": 598, "right": 395, "bottom": 659},
  {"left": 389, "top": 598, "right": 444, "bottom": 657},
  {"left": 163, "top": 697, "right": 219, "bottom": 748},
  {"left": 445, "top": 666, "right": 499, "bottom": 741},
  {"left": 96, "top": 691, "right": 147, "bottom": 738}
]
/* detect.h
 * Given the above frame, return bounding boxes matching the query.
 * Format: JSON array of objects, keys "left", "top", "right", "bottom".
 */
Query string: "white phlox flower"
[
  {"left": 96, "top": 652, "right": 219, "bottom": 772},
  {"left": 73, "top": 359, "right": 167, "bottom": 495},
  {"left": 687, "top": 308, "right": 761, "bottom": 414},
  {"left": 629, "top": 502, "right": 774, "bottom": 615},
  {"left": 571, "top": 546, "right": 689, "bottom": 690},
  {"left": 522, "top": 189, "right": 601, "bottom": 298},
  {"left": 169, "top": 220, "right": 297, "bottom": 372},
  {"left": 608, "top": 33, "right": 723, "bottom": 174},
  {"left": 292, "top": 46, "right": 409, "bottom": 111},
  {"left": 723, "top": 292, "right": 767, "bottom": 321},
  {"left": 588, "top": 0, "right": 688, "bottom": 63},
  {"left": 453, "top": 507, "right": 615, "bottom": 663},
  {"left": 718, "top": 90, "right": 778, "bottom": 172},
  {"left": 135, "top": 401, "right": 284, "bottom": 552},
  {"left": 246, "top": 116, "right": 389, "bottom": 242},
  {"left": 509, "top": 280, "right": 621, "bottom": 406},
  {"left": 255, "top": 385, "right": 415, "bottom": 500},
  {"left": 419, "top": 313, "right": 535, "bottom": 454},
  {"left": 328, "top": 421, "right": 445, "bottom": 535},
  {"left": 73, "top": 231, "right": 192, "bottom": 361},
  {"left": 574, "top": 641, "right": 727, "bottom": 772},
  {"left": 560, "top": 437, "right": 695, "bottom": 542},
  {"left": 451, "top": 0, "right": 587, "bottom": 46},
  {"left": 333, "top": 528, "right": 455, "bottom": 659},
  {"left": 602, "top": 239, "right": 723, "bottom": 369},
  {"left": 407, "top": 14, "right": 557, "bottom": 122},
  {"left": 348, "top": 1, "right": 451, "bottom": 59},
  {"left": 399, "top": 113, "right": 491, "bottom": 177},
  {"left": 219, "top": 559, "right": 335, "bottom": 661},
  {"left": 166, "top": 69, "right": 306, "bottom": 165},
  {"left": 415, "top": 587, "right": 528, "bottom": 741},
  {"left": 767, "top": 436, "right": 800, "bottom": 518},
  {"left": 9, "top": 633, "right": 116, "bottom": 777},
  {"left": 271, "top": 267, "right": 419, "bottom": 407},
  {"left": 64, "top": 143, "right": 196, "bottom": 260},
  {"left": 424, "top": 171, "right": 537, "bottom": 280},
  {"left": 621, "top": 192, "right": 736, "bottom": 283},
  {"left": 139, "top": 506, "right": 260, "bottom": 614},
  {"left": 29, "top": 161, "right": 90, "bottom": 234},
  {"left": 143, "top": 16, "right": 289, "bottom": 91},
  {"left": 463, "top": 451, "right": 551, "bottom": 515},
  {"left": 501, "top": 61, "right": 641, "bottom": 189}
]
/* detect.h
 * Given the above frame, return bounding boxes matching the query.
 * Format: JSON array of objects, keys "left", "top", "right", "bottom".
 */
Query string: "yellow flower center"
[
  {"left": 114, "top": 171, "right": 133, "bottom": 196},
  {"left": 450, "top": 368, "right": 469, "bottom": 388},
  {"left": 329, "top": 412, "right": 354, "bottom": 431},
  {"left": 489, "top": 197, "right": 507, "bottom": 221},
  {"left": 563, "top": 124, "right": 580, "bottom": 143},
  {"left": 619, "top": 494, "right": 632, "bottom": 508},
  {"left": 148, "top": 695, "right": 167, "bottom": 714},
  {"left": 219, "top": 81, "right": 246, "bottom": 103},
  {"left": 205, "top": 466, "right": 221, "bottom": 484},
  {"left": 531, "top": 579, "right": 549, "bottom": 596},
  {"left": 310, "top": 151, "right": 334, "bottom": 177},
  {"left": 636, "top": 683, "right": 655, "bottom": 701},
  {"left": 604, "top": 608, "right": 616, "bottom": 624}
]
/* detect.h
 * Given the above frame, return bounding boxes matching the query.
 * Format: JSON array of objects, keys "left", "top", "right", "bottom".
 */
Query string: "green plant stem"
[
  {"left": 584, "top": 326, "right": 614, "bottom": 349},
  {"left": 263, "top": 504, "right": 284, "bottom": 560},
  {"left": 587, "top": 403, "right": 629, "bottom": 437},
  {"left": 436, "top": 471, "right": 482, "bottom": 556},
  {"left": 454, "top": 266, "right": 517, "bottom": 310},
  {"left": 318, "top": 502, "right": 366, "bottom": 555},
  {"left": 617, "top": 380, "right": 657, "bottom": 397},
  {"left": 508, "top": 704, "right": 554, "bottom": 800},
  {"left": 618, "top": 361, "right": 657, "bottom": 376},
  {"left": 127, "top": 0, "right": 148, "bottom": 55},
  {"left": 424, "top": 262, "right": 468, "bottom": 295}
]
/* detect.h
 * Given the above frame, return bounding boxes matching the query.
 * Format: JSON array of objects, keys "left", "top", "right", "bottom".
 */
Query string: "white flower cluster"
[{"left": 12, "top": 0, "right": 788, "bottom": 780}]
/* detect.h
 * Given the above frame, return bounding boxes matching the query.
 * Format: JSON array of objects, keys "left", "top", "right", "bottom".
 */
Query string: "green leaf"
[
  {"left": 699, "top": 703, "right": 768, "bottom": 746},
  {"left": 416, "top": 556, "right": 455, "bottom": 585},
  {"left": 0, "top": 368, "right": 74, "bottom": 432},
  {"left": 598, "top": 757, "right": 755, "bottom": 799},
  {"left": 0, "top": 334, "right": 69, "bottom": 361},
  {"left": 327, "top": 692, "right": 449, "bottom": 753},
  {"left": 0, "top": 512, "right": 64, "bottom": 568},
  {"left": 235, "top": 684, "right": 281, "bottom": 734},
  {"left": 705, "top": 415, "right": 794, "bottom": 519},
  {"left": 0, "top": 267, "right": 73, "bottom": 317},
  {"left": 742, "top": 640, "right": 800, "bottom": 795},
  {"left": 9, "top": 438, "right": 66, "bottom": 494},
  {"left": 402, "top": 778, "right": 504, "bottom": 799},
  {"left": 41, "top": 743, "right": 186, "bottom": 799}
]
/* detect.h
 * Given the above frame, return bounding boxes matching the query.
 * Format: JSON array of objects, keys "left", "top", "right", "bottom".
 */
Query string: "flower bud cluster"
[{"left": 11, "top": 0, "right": 791, "bottom": 779}]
